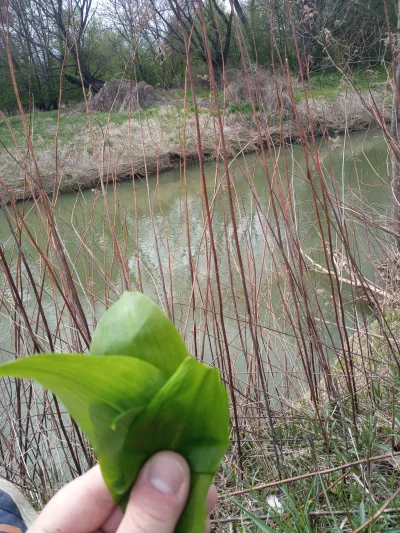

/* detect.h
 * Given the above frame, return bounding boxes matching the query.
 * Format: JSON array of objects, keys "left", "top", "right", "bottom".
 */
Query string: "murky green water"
[{"left": 0, "top": 131, "right": 392, "bottom": 387}]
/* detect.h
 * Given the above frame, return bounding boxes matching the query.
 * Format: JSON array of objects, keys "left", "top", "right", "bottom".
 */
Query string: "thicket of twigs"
[{"left": 1, "top": 1, "right": 400, "bottom": 532}]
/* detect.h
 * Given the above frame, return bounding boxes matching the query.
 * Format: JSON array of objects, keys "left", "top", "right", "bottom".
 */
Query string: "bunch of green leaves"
[{"left": 0, "top": 292, "right": 229, "bottom": 533}]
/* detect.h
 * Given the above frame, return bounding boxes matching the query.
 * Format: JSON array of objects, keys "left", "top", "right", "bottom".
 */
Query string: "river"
[{"left": 0, "top": 130, "right": 392, "bottom": 390}]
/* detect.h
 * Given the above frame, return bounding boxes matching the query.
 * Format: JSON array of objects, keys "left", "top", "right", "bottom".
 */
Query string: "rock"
[
  {"left": 90, "top": 78, "right": 158, "bottom": 112},
  {"left": 120, "top": 81, "right": 157, "bottom": 111}
]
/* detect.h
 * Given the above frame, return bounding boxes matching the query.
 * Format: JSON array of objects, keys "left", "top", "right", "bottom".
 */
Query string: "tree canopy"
[{"left": 0, "top": 0, "right": 396, "bottom": 111}]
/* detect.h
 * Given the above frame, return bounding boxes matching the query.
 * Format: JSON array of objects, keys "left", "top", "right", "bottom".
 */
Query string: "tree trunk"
[
  {"left": 300, "top": 20, "right": 313, "bottom": 75},
  {"left": 297, "top": 0, "right": 316, "bottom": 78},
  {"left": 233, "top": 0, "right": 247, "bottom": 26},
  {"left": 392, "top": 0, "right": 400, "bottom": 251}
]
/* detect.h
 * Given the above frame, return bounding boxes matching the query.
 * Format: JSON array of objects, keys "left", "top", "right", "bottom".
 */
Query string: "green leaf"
[
  {"left": 115, "top": 356, "right": 230, "bottom": 528},
  {"left": 90, "top": 292, "right": 188, "bottom": 376},
  {"left": 359, "top": 501, "right": 366, "bottom": 525},
  {"left": 0, "top": 354, "right": 166, "bottom": 445},
  {"left": 231, "top": 497, "right": 276, "bottom": 532},
  {"left": 126, "top": 357, "right": 229, "bottom": 473},
  {"left": 0, "top": 292, "right": 230, "bottom": 533}
]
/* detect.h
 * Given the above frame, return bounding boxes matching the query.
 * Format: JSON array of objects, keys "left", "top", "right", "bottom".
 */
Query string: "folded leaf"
[
  {"left": 90, "top": 292, "right": 188, "bottom": 376},
  {"left": 0, "top": 292, "right": 230, "bottom": 533},
  {"left": 100, "top": 356, "right": 229, "bottom": 528}
]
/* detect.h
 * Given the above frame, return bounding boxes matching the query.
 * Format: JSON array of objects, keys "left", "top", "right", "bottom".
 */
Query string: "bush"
[{"left": 224, "top": 67, "right": 296, "bottom": 120}]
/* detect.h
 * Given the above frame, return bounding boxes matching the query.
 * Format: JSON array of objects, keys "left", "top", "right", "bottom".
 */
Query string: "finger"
[
  {"left": 101, "top": 506, "right": 124, "bottom": 533},
  {"left": 28, "top": 465, "right": 117, "bottom": 533},
  {"left": 117, "top": 451, "right": 190, "bottom": 533},
  {"left": 86, "top": 482, "right": 216, "bottom": 533},
  {"left": 206, "top": 485, "right": 218, "bottom": 515},
  {"left": 205, "top": 486, "right": 218, "bottom": 533}
]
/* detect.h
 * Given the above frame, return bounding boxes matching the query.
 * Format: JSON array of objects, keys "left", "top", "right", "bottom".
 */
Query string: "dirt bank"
[{"left": 0, "top": 89, "right": 392, "bottom": 203}]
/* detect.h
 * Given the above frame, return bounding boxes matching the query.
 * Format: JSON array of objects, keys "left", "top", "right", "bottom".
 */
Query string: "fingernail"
[{"left": 146, "top": 454, "right": 185, "bottom": 495}]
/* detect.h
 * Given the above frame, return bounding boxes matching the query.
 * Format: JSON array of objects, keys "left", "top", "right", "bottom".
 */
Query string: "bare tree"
[
  {"left": 5, "top": 0, "right": 105, "bottom": 92},
  {"left": 103, "top": 0, "right": 152, "bottom": 46},
  {"left": 0, "top": 0, "right": 60, "bottom": 107},
  {"left": 146, "top": 0, "right": 234, "bottom": 77},
  {"left": 38, "top": 0, "right": 106, "bottom": 90}
]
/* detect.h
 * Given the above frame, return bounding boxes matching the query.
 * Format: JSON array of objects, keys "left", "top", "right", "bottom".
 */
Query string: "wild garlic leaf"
[
  {"left": 0, "top": 354, "right": 166, "bottom": 445},
  {"left": 90, "top": 292, "right": 188, "bottom": 376},
  {"left": 126, "top": 356, "right": 229, "bottom": 474},
  {"left": 105, "top": 355, "right": 230, "bottom": 528},
  {"left": 0, "top": 292, "right": 230, "bottom": 533}
]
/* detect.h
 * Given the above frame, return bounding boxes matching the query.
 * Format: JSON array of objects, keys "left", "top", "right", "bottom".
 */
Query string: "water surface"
[{"left": 0, "top": 130, "right": 392, "bottom": 391}]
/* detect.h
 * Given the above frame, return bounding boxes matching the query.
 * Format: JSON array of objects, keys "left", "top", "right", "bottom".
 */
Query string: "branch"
[
  {"left": 353, "top": 486, "right": 400, "bottom": 533},
  {"left": 233, "top": 0, "right": 247, "bottom": 26},
  {"left": 300, "top": 250, "right": 392, "bottom": 300},
  {"left": 224, "top": 451, "right": 400, "bottom": 497},
  {"left": 212, "top": 508, "right": 400, "bottom": 525}
]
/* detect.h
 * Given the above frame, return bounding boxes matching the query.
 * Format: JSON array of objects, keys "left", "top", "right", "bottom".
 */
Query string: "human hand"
[{"left": 28, "top": 451, "right": 218, "bottom": 533}]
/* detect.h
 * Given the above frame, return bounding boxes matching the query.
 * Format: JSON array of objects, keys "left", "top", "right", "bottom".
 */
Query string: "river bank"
[{"left": 0, "top": 87, "right": 392, "bottom": 203}]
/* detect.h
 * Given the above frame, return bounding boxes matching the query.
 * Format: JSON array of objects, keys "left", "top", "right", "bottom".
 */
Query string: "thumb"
[{"left": 117, "top": 451, "right": 190, "bottom": 533}]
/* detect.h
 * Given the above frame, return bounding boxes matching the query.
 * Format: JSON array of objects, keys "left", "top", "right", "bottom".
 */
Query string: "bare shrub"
[{"left": 224, "top": 67, "right": 296, "bottom": 119}]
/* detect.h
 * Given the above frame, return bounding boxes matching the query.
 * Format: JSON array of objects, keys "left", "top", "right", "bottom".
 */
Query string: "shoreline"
[
  {"left": 0, "top": 89, "right": 391, "bottom": 203},
  {"left": 0, "top": 120, "right": 301, "bottom": 203}
]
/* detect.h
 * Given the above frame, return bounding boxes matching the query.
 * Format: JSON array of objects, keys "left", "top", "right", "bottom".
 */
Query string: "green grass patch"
[
  {"left": 295, "top": 66, "right": 390, "bottom": 102},
  {"left": 0, "top": 102, "right": 214, "bottom": 154},
  {"left": 0, "top": 110, "right": 88, "bottom": 150},
  {"left": 217, "top": 313, "right": 400, "bottom": 532},
  {"left": 228, "top": 102, "right": 259, "bottom": 114},
  {"left": 0, "top": 107, "right": 165, "bottom": 150},
  {"left": 168, "top": 86, "right": 210, "bottom": 100}
]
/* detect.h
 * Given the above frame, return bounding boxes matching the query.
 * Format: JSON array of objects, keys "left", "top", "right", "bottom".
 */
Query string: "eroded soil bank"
[{"left": 0, "top": 88, "right": 391, "bottom": 202}]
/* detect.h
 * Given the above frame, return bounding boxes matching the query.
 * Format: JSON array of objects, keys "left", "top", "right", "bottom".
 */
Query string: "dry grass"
[
  {"left": 0, "top": 84, "right": 392, "bottom": 202},
  {"left": 0, "top": 106, "right": 216, "bottom": 200},
  {"left": 297, "top": 90, "right": 392, "bottom": 134},
  {"left": 225, "top": 67, "right": 297, "bottom": 122},
  {"left": 210, "top": 307, "right": 400, "bottom": 531}
]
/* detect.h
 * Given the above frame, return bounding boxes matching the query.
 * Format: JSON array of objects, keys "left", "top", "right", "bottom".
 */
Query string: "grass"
[
  {"left": 168, "top": 85, "right": 211, "bottom": 100},
  {"left": 295, "top": 66, "right": 390, "bottom": 102},
  {"left": 0, "top": 65, "right": 388, "bottom": 153},
  {"left": 227, "top": 102, "right": 260, "bottom": 114},
  {"left": 0, "top": 100, "right": 221, "bottom": 201},
  {"left": 0, "top": 104, "right": 209, "bottom": 152},
  {"left": 217, "top": 425, "right": 400, "bottom": 530},
  {"left": 0, "top": 109, "right": 140, "bottom": 150},
  {"left": 212, "top": 312, "right": 400, "bottom": 531}
]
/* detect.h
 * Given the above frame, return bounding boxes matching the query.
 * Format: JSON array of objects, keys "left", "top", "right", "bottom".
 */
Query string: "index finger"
[{"left": 28, "top": 465, "right": 117, "bottom": 533}]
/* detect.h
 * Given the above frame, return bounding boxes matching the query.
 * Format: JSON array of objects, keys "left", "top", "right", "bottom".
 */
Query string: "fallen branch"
[
  {"left": 224, "top": 451, "right": 400, "bottom": 497},
  {"left": 352, "top": 486, "right": 400, "bottom": 533},
  {"left": 216, "top": 470, "right": 399, "bottom": 527},
  {"left": 301, "top": 250, "right": 392, "bottom": 300},
  {"left": 212, "top": 507, "right": 400, "bottom": 524}
]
